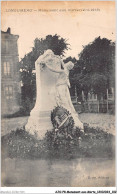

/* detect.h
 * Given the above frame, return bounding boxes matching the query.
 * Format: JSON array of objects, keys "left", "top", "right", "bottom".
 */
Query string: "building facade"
[{"left": 1, "top": 28, "right": 21, "bottom": 116}]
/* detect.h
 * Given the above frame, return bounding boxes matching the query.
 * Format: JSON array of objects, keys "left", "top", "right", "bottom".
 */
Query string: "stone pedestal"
[
  {"left": 25, "top": 57, "right": 60, "bottom": 139},
  {"left": 25, "top": 50, "right": 84, "bottom": 138}
]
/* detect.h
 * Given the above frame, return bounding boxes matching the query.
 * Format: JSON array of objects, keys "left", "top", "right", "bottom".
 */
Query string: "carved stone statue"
[{"left": 25, "top": 50, "right": 83, "bottom": 139}]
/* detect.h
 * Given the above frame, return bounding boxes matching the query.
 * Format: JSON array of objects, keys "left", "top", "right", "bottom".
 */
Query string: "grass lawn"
[
  {"left": 1, "top": 113, "right": 115, "bottom": 136},
  {"left": 1, "top": 113, "right": 115, "bottom": 187}
]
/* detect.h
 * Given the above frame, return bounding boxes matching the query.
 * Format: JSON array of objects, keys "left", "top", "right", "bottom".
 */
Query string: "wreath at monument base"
[{"left": 51, "top": 106, "right": 75, "bottom": 138}]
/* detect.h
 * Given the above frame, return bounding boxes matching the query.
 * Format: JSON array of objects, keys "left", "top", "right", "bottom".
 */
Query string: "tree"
[
  {"left": 72, "top": 37, "right": 115, "bottom": 100},
  {"left": 19, "top": 34, "right": 70, "bottom": 112},
  {"left": 20, "top": 34, "right": 69, "bottom": 71}
]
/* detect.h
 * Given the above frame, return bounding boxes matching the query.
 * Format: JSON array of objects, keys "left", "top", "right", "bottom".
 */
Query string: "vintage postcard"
[{"left": 1, "top": 0, "right": 116, "bottom": 191}]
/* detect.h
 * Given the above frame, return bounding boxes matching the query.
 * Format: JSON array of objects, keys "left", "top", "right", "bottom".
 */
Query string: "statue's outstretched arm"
[{"left": 46, "top": 63, "right": 64, "bottom": 73}]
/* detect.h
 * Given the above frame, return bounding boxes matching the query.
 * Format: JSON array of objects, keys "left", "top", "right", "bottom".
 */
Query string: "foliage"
[
  {"left": 20, "top": 35, "right": 69, "bottom": 71},
  {"left": 78, "top": 37, "right": 115, "bottom": 98},
  {"left": 51, "top": 106, "right": 74, "bottom": 129},
  {"left": 65, "top": 37, "right": 115, "bottom": 100},
  {"left": 19, "top": 36, "right": 115, "bottom": 112},
  {"left": 2, "top": 126, "right": 115, "bottom": 160}
]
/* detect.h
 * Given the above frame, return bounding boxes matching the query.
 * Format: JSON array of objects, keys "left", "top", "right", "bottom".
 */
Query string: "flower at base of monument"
[
  {"left": 51, "top": 106, "right": 74, "bottom": 133},
  {"left": 55, "top": 128, "right": 59, "bottom": 132}
]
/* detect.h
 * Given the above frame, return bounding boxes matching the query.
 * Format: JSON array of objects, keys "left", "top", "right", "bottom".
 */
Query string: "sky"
[{"left": 1, "top": 1, "right": 116, "bottom": 60}]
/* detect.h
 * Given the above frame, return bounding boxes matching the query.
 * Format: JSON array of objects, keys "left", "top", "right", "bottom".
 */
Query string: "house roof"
[{"left": 1, "top": 28, "right": 19, "bottom": 39}]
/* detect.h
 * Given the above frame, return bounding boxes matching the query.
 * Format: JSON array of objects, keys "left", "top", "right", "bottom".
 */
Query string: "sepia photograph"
[{"left": 1, "top": 1, "right": 116, "bottom": 189}]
